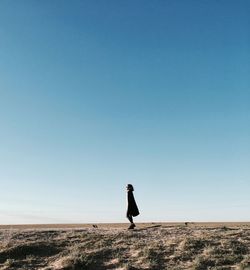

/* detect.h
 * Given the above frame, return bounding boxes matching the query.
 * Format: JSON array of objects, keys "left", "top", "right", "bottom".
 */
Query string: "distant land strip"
[{"left": 1, "top": 222, "right": 250, "bottom": 230}]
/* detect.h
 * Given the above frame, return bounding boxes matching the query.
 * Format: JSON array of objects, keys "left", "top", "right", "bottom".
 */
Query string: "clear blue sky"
[{"left": 0, "top": 0, "right": 249, "bottom": 224}]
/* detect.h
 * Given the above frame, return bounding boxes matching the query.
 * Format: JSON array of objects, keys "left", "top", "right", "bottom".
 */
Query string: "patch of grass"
[
  {"left": 180, "top": 237, "right": 208, "bottom": 252},
  {"left": 192, "top": 255, "right": 215, "bottom": 270},
  {"left": 238, "top": 255, "right": 250, "bottom": 270},
  {"left": 123, "top": 263, "right": 140, "bottom": 270},
  {"left": 1, "top": 225, "right": 250, "bottom": 269},
  {"left": 60, "top": 247, "right": 114, "bottom": 270},
  {"left": 141, "top": 245, "right": 165, "bottom": 269},
  {"left": 3, "top": 258, "right": 15, "bottom": 267},
  {"left": 0, "top": 242, "right": 61, "bottom": 263}
]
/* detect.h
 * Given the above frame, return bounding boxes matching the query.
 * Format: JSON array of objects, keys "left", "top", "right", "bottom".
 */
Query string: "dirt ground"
[{"left": 0, "top": 222, "right": 250, "bottom": 270}]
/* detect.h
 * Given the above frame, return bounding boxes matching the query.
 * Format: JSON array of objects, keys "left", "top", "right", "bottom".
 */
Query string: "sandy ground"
[{"left": 0, "top": 222, "right": 250, "bottom": 270}]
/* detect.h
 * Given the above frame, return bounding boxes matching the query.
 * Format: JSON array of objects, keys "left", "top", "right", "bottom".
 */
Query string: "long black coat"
[{"left": 127, "top": 190, "right": 139, "bottom": 217}]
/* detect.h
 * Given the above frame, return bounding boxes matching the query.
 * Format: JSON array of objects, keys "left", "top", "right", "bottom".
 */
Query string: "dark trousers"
[{"left": 126, "top": 211, "right": 133, "bottom": 223}]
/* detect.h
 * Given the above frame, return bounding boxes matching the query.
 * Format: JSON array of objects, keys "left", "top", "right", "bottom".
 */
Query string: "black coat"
[{"left": 127, "top": 190, "right": 139, "bottom": 217}]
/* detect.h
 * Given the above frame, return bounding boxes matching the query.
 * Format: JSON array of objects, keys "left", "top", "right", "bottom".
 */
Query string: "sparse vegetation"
[{"left": 0, "top": 223, "right": 250, "bottom": 269}]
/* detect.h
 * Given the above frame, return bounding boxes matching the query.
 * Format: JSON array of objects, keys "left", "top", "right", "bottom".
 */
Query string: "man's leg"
[
  {"left": 127, "top": 214, "right": 133, "bottom": 224},
  {"left": 126, "top": 212, "right": 135, "bottom": 229}
]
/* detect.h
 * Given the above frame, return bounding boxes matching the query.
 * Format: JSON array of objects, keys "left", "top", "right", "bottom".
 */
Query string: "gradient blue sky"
[{"left": 0, "top": 0, "right": 249, "bottom": 224}]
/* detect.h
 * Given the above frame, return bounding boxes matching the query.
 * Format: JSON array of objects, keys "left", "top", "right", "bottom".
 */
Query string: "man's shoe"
[{"left": 128, "top": 223, "right": 136, "bottom": 230}]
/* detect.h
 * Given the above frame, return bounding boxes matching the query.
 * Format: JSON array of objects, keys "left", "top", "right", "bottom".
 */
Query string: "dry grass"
[{"left": 0, "top": 223, "right": 250, "bottom": 269}]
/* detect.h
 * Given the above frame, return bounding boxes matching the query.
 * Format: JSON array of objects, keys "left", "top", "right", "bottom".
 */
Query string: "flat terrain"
[{"left": 0, "top": 223, "right": 250, "bottom": 270}]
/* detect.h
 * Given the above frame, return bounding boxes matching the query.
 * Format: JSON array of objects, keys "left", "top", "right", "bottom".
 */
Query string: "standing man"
[{"left": 126, "top": 184, "right": 139, "bottom": 229}]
